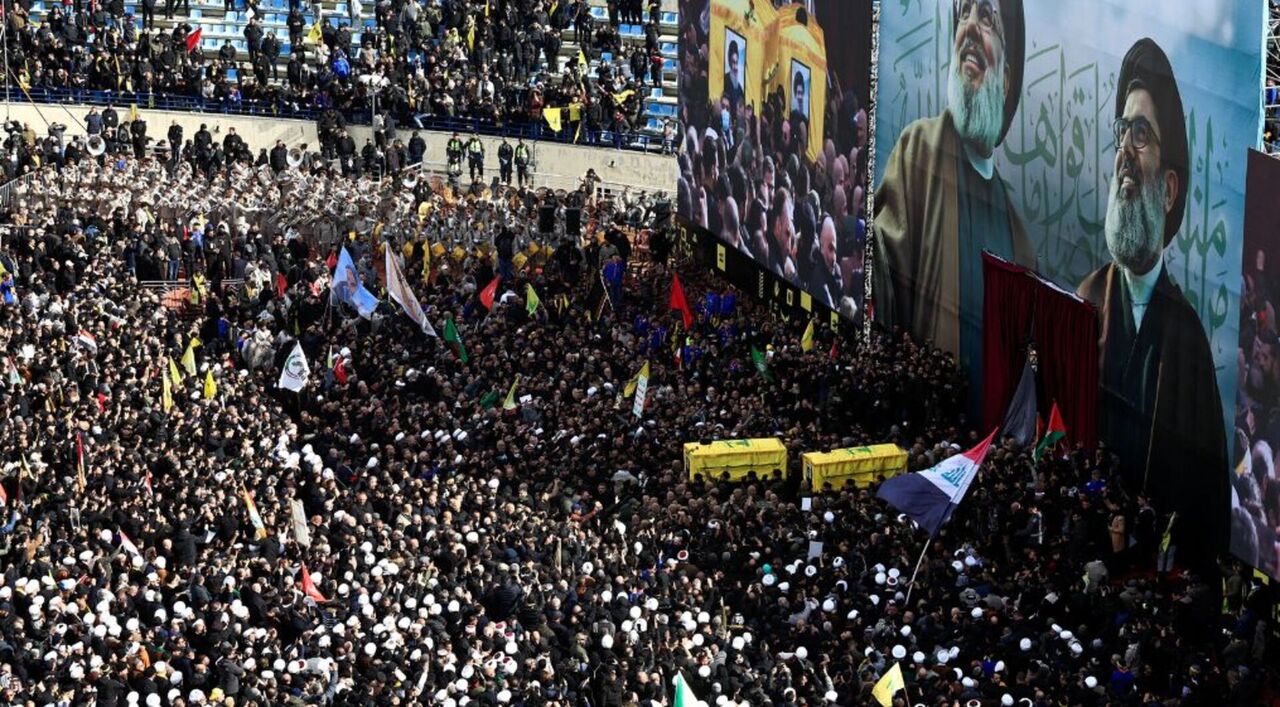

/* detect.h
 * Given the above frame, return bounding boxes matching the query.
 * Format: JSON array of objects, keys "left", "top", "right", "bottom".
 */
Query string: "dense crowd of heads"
[
  {"left": 1, "top": 0, "right": 666, "bottom": 143},
  {"left": 0, "top": 139, "right": 1274, "bottom": 707}
]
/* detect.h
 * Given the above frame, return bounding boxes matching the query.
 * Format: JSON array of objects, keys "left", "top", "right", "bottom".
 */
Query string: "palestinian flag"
[{"left": 1033, "top": 402, "right": 1066, "bottom": 462}]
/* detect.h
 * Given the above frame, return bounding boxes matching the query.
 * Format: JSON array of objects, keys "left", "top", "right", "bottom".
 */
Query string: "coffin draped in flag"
[{"left": 876, "top": 428, "right": 998, "bottom": 536}]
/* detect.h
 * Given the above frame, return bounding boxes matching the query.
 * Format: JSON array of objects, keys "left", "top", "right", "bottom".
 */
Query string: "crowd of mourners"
[
  {"left": 0, "top": 129, "right": 1276, "bottom": 707},
  {"left": 1, "top": 0, "right": 665, "bottom": 143}
]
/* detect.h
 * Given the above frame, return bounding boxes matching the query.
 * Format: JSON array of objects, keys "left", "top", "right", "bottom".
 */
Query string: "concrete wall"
[{"left": 0, "top": 102, "right": 675, "bottom": 192}]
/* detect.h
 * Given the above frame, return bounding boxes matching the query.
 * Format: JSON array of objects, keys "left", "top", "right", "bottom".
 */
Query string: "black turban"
[
  {"left": 951, "top": 0, "right": 1024, "bottom": 146},
  {"left": 1116, "top": 37, "right": 1188, "bottom": 244}
]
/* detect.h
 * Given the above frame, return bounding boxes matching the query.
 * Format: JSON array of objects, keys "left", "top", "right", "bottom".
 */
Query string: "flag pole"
[{"left": 903, "top": 535, "right": 932, "bottom": 607}]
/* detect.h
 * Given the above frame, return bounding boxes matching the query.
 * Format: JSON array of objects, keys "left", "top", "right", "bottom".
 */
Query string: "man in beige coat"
[{"left": 873, "top": 0, "right": 1033, "bottom": 365}]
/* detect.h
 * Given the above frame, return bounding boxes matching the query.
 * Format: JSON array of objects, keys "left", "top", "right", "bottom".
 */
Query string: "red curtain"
[
  {"left": 1033, "top": 283, "right": 1099, "bottom": 449},
  {"left": 982, "top": 252, "right": 1036, "bottom": 433}
]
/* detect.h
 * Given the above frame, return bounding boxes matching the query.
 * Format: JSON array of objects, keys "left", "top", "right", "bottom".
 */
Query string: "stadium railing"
[{"left": 2, "top": 85, "right": 675, "bottom": 154}]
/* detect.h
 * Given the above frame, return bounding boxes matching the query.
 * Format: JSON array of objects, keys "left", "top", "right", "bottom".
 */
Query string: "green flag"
[
  {"left": 751, "top": 346, "right": 775, "bottom": 383},
  {"left": 479, "top": 390, "right": 501, "bottom": 409},
  {"left": 673, "top": 672, "right": 699, "bottom": 707},
  {"left": 526, "top": 284, "right": 542, "bottom": 316},
  {"left": 444, "top": 315, "right": 468, "bottom": 363}
]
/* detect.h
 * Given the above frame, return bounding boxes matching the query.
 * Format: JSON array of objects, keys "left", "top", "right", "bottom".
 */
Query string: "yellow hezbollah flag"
[
  {"left": 502, "top": 375, "right": 520, "bottom": 411},
  {"left": 467, "top": 25, "right": 475, "bottom": 51},
  {"left": 543, "top": 107, "right": 563, "bottom": 132},
  {"left": 129, "top": 103, "right": 139, "bottom": 122},
  {"left": 577, "top": 48, "right": 587, "bottom": 67},
  {"left": 307, "top": 20, "right": 323, "bottom": 44},
  {"left": 871, "top": 663, "right": 905, "bottom": 707},
  {"left": 526, "top": 284, "right": 541, "bottom": 315},
  {"left": 203, "top": 370, "right": 217, "bottom": 400},
  {"left": 181, "top": 337, "right": 201, "bottom": 376},
  {"left": 162, "top": 368, "right": 173, "bottom": 412},
  {"left": 612, "top": 89, "right": 635, "bottom": 104},
  {"left": 801, "top": 320, "right": 815, "bottom": 352},
  {"left": 168, "top": 357, "right": 182, "bottom": 386},
  {"left": 624, "top": 360, "right": 648, "bottom": 398}
]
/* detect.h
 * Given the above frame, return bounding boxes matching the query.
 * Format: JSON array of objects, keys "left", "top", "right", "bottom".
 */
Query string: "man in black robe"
[{"left": 1076, "top": 38, "right": 1227, "bottom": 572}]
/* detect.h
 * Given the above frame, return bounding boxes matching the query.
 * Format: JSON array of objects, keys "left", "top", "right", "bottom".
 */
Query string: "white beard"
[
  {"left": 947, "top": 41, "right": 1005, "bottom": 155},
  {"left": 1104, "top": 165, "right": 1166, "bottom": 275}
]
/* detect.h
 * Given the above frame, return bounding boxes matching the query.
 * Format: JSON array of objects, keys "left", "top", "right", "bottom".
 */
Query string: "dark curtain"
[
  {"left": 982, "top": 252, "right": 1036, "bottom": 433},
  {"left": 1033, "top": 283, "right": 1099, "bottom": 449}
]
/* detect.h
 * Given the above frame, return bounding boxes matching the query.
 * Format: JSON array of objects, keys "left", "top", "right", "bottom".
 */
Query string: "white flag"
[
  {"left": 290, "top": 498, "right": 311, "bottom": 548},
  {"left": 385, "top": 247, "right": 438, "bottom": 337},
  {"left": 631, "top": 361, "right": 650, "bottom": 419},
  {"left": 278, "top": 342, "right": 310, "bottom": 392}
]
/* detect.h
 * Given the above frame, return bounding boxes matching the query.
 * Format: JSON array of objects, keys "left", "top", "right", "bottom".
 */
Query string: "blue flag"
[{"left": 330, "top": 247, "right": 379, "bottom": 319}]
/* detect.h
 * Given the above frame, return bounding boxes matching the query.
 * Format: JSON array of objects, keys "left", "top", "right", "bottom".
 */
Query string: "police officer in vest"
[
  {"left": 498, "top": 137, "right": 514, "bottom": 186},
  {"left": 466, "top": 131, "right": 485, "bottom": 182},
  {"left": 446, "top": 132, "right": 464, "bottom": 176},
  {"left": 514, "top": 138, "right": 531, "bottom": 188}
]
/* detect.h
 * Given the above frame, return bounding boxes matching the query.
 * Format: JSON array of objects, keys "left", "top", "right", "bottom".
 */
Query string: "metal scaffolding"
[{"left": 1268, "top": 1, "right": 1279, "bottom": 154}]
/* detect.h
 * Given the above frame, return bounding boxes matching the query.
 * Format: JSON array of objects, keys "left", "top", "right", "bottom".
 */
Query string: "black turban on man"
[
  {"left": 1116, "top": 37, "right": 1188, "bottom": 245},
  {"left": 952, "top": 0, "right": 1024, "bottom": 146}
]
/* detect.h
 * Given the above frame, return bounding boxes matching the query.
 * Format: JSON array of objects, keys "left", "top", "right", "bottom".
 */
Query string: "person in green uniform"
[
  {"left": 873, "top": 0, "right": 1033, "bottom": 371},
  {"left": 446, "top": 132, "right": 464, "bottom": 176},
  {"left": 1076, "top": 38, "right": 1227, "bottom": 573}
]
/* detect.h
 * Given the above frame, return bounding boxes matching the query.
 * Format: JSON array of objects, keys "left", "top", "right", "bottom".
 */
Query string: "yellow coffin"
[
  {"left": 685, "top": 438, "right": 788, "bottom": 482},
  {"left": 803, "top": 444, "right": 907, "bottom": 490}
]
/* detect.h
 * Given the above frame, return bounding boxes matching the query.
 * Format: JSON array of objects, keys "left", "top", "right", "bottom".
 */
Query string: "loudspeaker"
[
  {"left": 538, "top": 205, "right": 556, "bottom": 235},
  {"left": 565, "top": 207, "right": 581, "bottom": 236}
]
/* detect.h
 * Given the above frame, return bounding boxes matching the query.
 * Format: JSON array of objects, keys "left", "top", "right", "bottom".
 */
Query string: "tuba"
[
  {"left": 86, "top": 135, "right": 107, "bottom": 156},
  {"left": 287, "top": 147, "right": 305, "bottom": 169}
]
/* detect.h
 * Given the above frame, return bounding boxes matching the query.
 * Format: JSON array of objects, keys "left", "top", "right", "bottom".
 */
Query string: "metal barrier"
[{"left": 1, "top": 85, "right": 672, "bottom": 154}]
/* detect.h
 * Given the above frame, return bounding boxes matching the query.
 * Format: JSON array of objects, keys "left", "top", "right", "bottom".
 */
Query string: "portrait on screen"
[
  {"left": 723, "top": 28, "right": 747, "bottom": 115},
  {"left": 789, "top": 60, "right": 810, "bottom": 121}
]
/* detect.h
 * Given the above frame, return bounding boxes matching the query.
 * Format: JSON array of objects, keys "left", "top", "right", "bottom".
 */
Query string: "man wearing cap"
[
  {"left": 1076, "top": 38, "right": 1226, "bottom": 571},
  {"left": 873, "top": 0, "right": 1033, "bottom": 367}
]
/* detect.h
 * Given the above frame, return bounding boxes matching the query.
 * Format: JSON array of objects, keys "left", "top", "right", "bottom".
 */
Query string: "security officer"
[
  {"left": 497, "top": 137, "right": 514, "bottom": 186},
  {"left": 446, "top": 132, "right": 464, "bottom": 176},
  {"left": 466, "top": 131, "right": 485, "bottom": 181},
  {"left": 514, "top": 138, "right": 531, "bottom": 188}
]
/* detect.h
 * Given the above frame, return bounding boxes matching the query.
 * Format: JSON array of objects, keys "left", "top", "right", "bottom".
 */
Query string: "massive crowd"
[
  {"left": 1, "top": 0, "right": 664, "bottom": 144},
  {"left": 0, "top": 134, "right": 1274, "bottom": 707}
]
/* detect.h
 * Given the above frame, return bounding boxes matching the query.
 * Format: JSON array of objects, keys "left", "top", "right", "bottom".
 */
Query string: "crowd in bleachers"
[{"left": 1, "top": 0, "right": 680, "bottom": 147}]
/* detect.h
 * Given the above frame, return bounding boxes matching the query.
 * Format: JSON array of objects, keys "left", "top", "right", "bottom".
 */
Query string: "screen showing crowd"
[{"left": 677, "top": 0, "right": 873, "bottom": 322}]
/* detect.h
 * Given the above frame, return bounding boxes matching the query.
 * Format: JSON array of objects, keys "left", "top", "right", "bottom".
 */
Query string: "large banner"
[
  {"left": 873, "top": 0, "right": 1263, "bottom": 567},
  {"left": 1233, "top": 150, "right": 1280, "bottom": 580},
  {"left": 677, "top": 0, "right": 874, "bottom": 323}
]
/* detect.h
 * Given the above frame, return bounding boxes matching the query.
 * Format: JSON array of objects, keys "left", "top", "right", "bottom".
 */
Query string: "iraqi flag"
[
  {"left": 75, "top": 331, "right": 98, "bottom": 355},
  {"left": 119, "top": 530, "right": 143, "bottom": 559},
  {"left": 877, "top": 428, "right": 998, "bottom": 537}
]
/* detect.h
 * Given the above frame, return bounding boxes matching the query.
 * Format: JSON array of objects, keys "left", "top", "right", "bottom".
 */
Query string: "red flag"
[
  {"left": 185, "top": 27, "right": 202, "bottom": 53},
  {"left": 275, "top": 272, "right": 287, "bottom": 298},
  {"left": 829, "top": 339, "right": 838, "bottom": 361},
  {"left": 1046, "top": 402, "right": 1066, "bottom": 436},
  {"left": 333, "top": 357, "right": 348, "bottom": 386},
  {"left": 669, "top": 273, "right": 693, "bottom": 329},
  {"left": 300, "top": 563, "right": 327, "bottom": 602},
  {"left": 480, "top": 276, "right": 500, "bottom": 310}
]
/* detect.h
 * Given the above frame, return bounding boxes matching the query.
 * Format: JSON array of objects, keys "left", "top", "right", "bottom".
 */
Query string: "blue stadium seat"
[
  {"left": 227, "top": 68, "right": 238, "bottom": 80},
  {"left": 661, "top": 11, "right": 677, "bottom": 25}
]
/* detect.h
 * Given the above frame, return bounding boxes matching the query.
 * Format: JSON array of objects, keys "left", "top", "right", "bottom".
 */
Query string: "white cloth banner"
[{"left": 385, "top": 248, "right": 438, "bottom": 337}]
